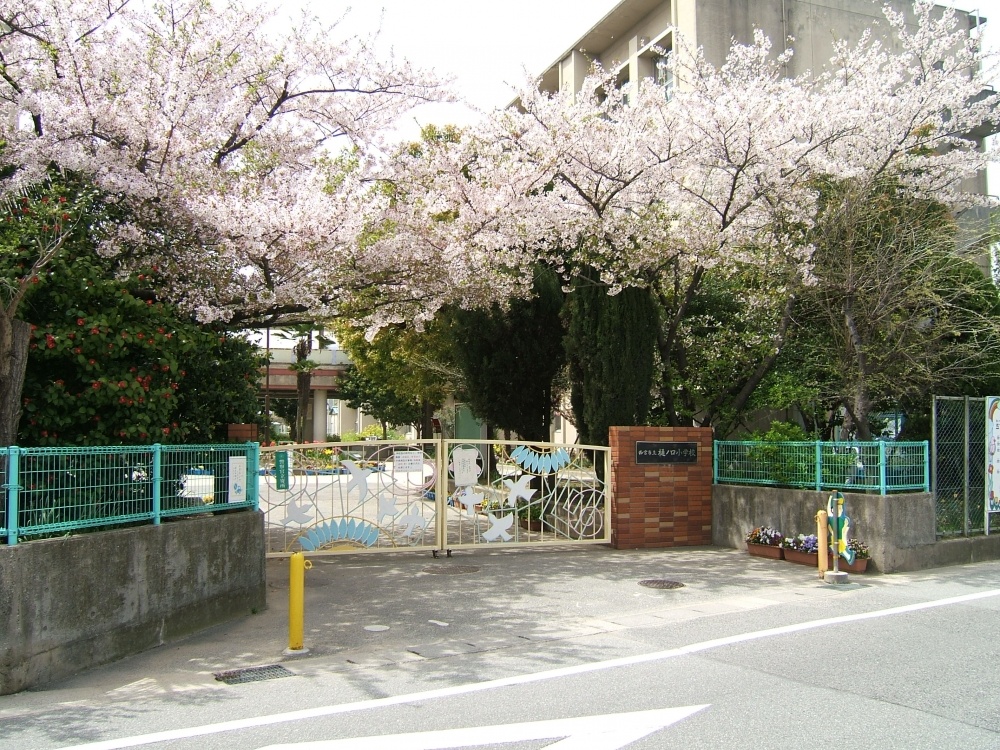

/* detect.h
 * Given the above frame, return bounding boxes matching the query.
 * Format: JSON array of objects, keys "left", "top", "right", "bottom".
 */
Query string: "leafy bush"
[{"left": 745, "top": 422, "right": 813, "bottom": 485}]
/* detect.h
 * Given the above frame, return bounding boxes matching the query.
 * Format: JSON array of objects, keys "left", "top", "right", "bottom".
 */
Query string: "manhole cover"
[
  {"left": 639, "top": 579, "right": 684, "bottom": 590},
  {"left": 214, "top": 664, "right": 295, "bottom": 685},
  {"left": 421, "top": 565, "right": 481, "bottom": 575}
]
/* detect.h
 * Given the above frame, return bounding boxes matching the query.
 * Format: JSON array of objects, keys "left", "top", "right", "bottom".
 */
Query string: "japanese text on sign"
[{"left": 635, "top": 441, "right": 698, "bottom": 464}]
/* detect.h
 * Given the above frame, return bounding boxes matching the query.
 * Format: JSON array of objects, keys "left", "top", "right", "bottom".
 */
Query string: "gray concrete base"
[
  {"left": 0, "top": 510, "right": 266, "bottom": 696},
  {"left": 824, "top": 570, "right": 850, "bottom": 584}
]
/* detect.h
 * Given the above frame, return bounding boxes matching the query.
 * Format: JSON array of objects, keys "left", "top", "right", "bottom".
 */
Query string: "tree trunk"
[
  {"left": 420, "top": 399, "right": 434, "bottom": 439},
  {"left": 852, "top": 387, "right": 874, "bottom": 441},
  {"left": 0, "top": 318, "right": 31, "bottom": 446},
  {"left": 295, "top": 370, "right": 311, "bottom": 442},
  {"left": 293, "top": 335, "right": 313, "bottom": 442}
]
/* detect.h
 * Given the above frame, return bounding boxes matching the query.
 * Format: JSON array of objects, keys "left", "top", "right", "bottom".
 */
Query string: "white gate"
[{"left": 259, "top": 439, "right": 611, "bottom": 556}]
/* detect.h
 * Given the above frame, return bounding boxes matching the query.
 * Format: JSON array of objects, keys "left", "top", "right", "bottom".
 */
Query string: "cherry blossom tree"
[
  {"left": 371, "top": 1, "right": 997, "bottom": 435},
  {"left": 0, "top": 0, "right": 450, "bottom": 442}
]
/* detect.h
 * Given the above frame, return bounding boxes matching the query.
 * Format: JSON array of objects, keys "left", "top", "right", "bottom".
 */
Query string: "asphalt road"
[{"left": 1, "top": 546, "right": 998, "bottom": 749}]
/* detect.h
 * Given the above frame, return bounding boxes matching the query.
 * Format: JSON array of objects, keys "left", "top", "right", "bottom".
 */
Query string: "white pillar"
[{"left": 312, "top": 389, "right": 328, "bottom": 442}]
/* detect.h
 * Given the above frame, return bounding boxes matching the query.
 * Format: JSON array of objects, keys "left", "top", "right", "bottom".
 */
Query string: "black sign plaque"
[{"left": 635, "top": 441, "right": 698, "bottom": 464}]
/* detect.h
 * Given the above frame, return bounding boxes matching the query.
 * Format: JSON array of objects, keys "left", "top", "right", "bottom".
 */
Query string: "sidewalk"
[{"left": 5, "top": 544, "right": 875, "bottom": 704}]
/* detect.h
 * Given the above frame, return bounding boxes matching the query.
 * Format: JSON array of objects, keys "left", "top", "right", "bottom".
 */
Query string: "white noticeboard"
[
  {"left": 228, "top": 456, "right": 247, "bottom": 504},
  {"left": 393, "top": 450, "right": 424, "bottom": 473},
  {"left": 451, "top": 446, "right": 482, "bottom": 487}
]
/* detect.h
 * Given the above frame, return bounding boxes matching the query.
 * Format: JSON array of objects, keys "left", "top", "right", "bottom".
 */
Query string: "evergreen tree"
[
  {"left": 445, "top": 266, "right": 566, "bottom": 442},
  {"left": 564, "top": 269, "right": 658, "bottom": 446}
]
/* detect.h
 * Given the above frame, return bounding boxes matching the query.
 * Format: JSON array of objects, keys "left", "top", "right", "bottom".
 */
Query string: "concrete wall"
[
  {"left": 713, "top": 485, "right": 1000, "bottom": 573},
  {"left": 0, "top": 510, "right": 266, "bottom": 695}
]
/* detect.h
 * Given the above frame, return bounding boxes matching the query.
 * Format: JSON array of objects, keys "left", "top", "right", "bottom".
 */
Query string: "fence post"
[
  {"left": 923, "top": 440, "right": 931, "bottom": 494},
  {"left": 604, "top": 445, "right": 613, "bottom": 543},
  {"left": 7, "top": 447, "right": 19, "bottom": 546},
  {"left": 963, "top": 396, "right": 970, "bottom": 537},
  {"left": 879, "top": 440, "right": 887, "bottom": 495},
  {"left": 436, "top": 436, "right": 447, "bottom": 551},
  {"left": 815, "top": 442, "right": 822, "bottom": 491},
  {"left": 248, "top": 441, "right": 260, "bottom": 508},
  {"left": 152, "top": 443, "right": 162, "bottom": 525},
  {"left": 712, "top": 441, "right": 718, "bottom": 483}
]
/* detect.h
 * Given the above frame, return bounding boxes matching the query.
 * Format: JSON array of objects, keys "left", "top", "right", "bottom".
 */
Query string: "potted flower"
[
  {"left": 516, "top": 500, "right": 545, "bottom": 531},
  {"left": 782, "top": 533, "right": 820, "bottom": 566},
  {"left": 829, "top": 538, "right": 870, "bottom": 573},
  {"left": 745, "top": 526, "right": 784, "bottom": 559}
]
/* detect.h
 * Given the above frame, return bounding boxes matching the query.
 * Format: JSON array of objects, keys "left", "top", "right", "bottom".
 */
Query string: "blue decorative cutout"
[
  {"left": 298, "top": 518, "right": 381, "bottom": 550},
  {"left": 510, "top": 445, "right": 571, "bottom": 475}
]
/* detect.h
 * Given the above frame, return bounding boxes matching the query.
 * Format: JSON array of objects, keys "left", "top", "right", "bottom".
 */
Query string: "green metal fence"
[
  {"left": 713, "top": 440, "right": 929, "bottom": 494},
  {"left": 932, "top": 396, "right": 994, "bottom": 536},
  {"left": 2, "top": 443, "right": 259, "bottom": 545}
]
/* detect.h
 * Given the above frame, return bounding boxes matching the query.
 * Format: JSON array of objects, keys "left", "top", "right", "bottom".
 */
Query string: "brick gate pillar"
[{"left": 608, "top": 426, "right": 714, "bottom": 548}]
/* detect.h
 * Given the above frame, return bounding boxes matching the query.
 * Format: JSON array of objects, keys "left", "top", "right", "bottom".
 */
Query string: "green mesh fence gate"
[
  {"left": 932, "top": 396, "right": 998, "bottom": 537},
  {"left": 2, "top": 443, "right": 260, "bottom": 545}
]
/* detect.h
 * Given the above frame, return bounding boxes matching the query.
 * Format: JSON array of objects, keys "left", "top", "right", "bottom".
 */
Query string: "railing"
[
  {"left": 713, "top": 440, "right": 929, "bottom": 494},
  {"left": 2, "top": 443, "right": 259, "bottom": 545}
]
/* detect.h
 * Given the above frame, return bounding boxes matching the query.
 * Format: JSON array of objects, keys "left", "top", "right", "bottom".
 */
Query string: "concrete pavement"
[{"left": 0, "top": 543, "right": 896, "bottom": 706}]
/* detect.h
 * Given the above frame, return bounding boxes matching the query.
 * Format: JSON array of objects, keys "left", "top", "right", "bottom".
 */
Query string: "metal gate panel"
[
  {"left": 933, "top": 396, "right": 988, "bottom": 536},
  {"left": 261, "top": 439, "right": 610, "bottom": 555},
  {"left": 260, "top": 441, "right": 441, "bottom": 555},
  {"left": 439, "top": 439, "right": 610, "bottom": 550}
]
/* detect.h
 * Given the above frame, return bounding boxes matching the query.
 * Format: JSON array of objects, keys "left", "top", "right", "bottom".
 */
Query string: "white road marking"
[
  {"left": 56, "top": 588, "right": 1000, "bottom": 750},
  {"left": 257, "top": 706, "right": 709, "bottom": 749}
]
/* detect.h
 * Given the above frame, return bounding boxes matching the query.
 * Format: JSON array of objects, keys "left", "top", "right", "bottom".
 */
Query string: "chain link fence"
[{"left": 933, "top": 396, "right": 994, "bottom": 536}]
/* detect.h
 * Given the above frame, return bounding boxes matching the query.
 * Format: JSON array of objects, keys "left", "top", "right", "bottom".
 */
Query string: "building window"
[{"left": 655, "top": 52, "right": 674, "bottom": 101}]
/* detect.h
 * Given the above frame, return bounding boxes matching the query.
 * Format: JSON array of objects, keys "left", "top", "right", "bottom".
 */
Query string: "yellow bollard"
[
  {"left": 287, "top": 552, "right": 312, "bottom": 653},
  {"left": 816, "top": 509, "right": 829, "bottom": 579}
]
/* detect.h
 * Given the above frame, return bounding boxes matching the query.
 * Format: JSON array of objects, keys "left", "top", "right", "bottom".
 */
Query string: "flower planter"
[
  {"left": 519, "top": 518, "right": 544, "bottom": 532},
  {"left": 828, "top": 554, "right": 869, "bottom": 574},
  {"left": 783, "top": 549, "right": 870, "bottom": 573},
  {"left": 747, "top": 542, "right": 784, "bottom": 560},
  {"left": 783, "top": 548, "right": 819, "bottom": 566}
]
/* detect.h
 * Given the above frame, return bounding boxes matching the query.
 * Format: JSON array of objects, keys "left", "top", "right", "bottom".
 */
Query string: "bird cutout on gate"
[
  {"left": 482, "top": 512, "right": 514, "bottom": 542},
  {"left": 280, "top": 496, "right": 313, "bottom": 526},
  {"left": 400, "top": 508, "right": 428, "bottom": 537},
  {"left": 502, "top": 474, "right": 536, "bottom": 507},
  {"left": 455, "top": 486, "right": 485, "bottom": 517},
  {"left": 342, "top": 460, "right": 372, "bottom": 502},
  {"left": 377, "top": 493, "right": 398, "bottom": 522}
]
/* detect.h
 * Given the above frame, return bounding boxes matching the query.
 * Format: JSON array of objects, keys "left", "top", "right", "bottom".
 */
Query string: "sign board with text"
[
  {"left": 635, "top": 441, "right": 698, "bottom": 464},
  {"left": 275, "top": 450, "right": 290, "bottom": 490}
]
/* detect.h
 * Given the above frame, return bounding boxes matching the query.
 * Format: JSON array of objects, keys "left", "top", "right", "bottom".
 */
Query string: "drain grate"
[
  {"left": 214, "top": 664, "right": 295, "bottom": 685},
  {"left": 422, "top": 565, "right": 481, "bottom": 575},
  {"left": 639, "top": 579, "right": 684, "bottom": 590}
]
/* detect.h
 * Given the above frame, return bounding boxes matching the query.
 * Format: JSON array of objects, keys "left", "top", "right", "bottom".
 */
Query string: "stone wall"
[
  {"left": 712, "top": 484, "right": 1000, "bottom": 572},
  {"left": 0, "top": 510, "right": 266, "bottom": 695}
]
